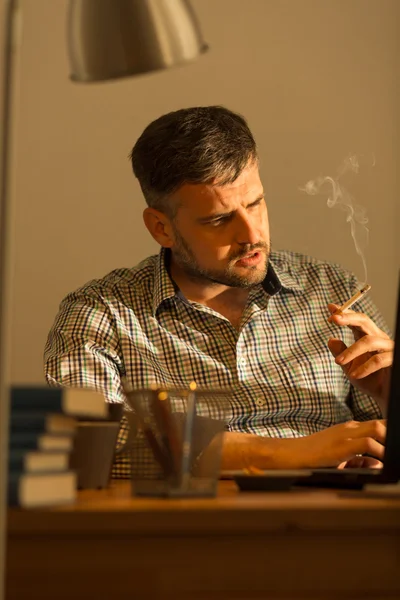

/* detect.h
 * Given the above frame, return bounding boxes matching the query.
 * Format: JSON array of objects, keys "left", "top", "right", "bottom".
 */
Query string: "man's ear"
[{"left": 143, "top": 207, "right": 174, "bottom": 248}]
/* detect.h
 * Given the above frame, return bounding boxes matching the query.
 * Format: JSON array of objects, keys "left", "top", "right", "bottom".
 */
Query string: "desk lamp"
[{"left": 0, "top": 1, "right": 208, "bottom": 597}]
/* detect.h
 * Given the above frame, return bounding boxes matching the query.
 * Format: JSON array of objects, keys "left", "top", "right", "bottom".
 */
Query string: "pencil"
[
  {"left": 180, "top": 382, "right": 197, "bottom": 489},
  {"left": 152, "top": 389, "right": 181, "bottom": 478},
  {"left": 121, "top": 379, "right": 172, "bottom": 477}
]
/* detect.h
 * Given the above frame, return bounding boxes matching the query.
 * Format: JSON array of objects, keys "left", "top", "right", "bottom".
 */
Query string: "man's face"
[{"left": 168, "top": 161, "right": 270, "bottom": 289}]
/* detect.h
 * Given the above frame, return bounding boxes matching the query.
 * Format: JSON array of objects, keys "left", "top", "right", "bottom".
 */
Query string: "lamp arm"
[{"left": 0, "top": 1, "right": 21, "bottom": 598}]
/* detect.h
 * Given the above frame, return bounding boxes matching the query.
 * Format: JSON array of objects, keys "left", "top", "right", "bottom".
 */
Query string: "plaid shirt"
[{"left": 44, "top": 248, "right": 388, "bottom": 478}]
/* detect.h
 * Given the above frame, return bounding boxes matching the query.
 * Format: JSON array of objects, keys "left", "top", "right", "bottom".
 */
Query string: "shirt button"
[
  {"left": 255, "top": 398, "right": 266, "bottom": 407},
  {"left": 239, "top": 357, "right": 247, "bottom": 367}
]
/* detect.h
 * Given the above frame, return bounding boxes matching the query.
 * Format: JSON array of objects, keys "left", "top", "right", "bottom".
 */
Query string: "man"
[{"left": 44, "top": 106, "right": 394, "bottom": 478}]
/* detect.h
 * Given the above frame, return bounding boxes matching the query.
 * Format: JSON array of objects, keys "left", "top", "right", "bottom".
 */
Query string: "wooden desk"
[{"left": 6, "top": 481, "right": 400, "bottom": 599}]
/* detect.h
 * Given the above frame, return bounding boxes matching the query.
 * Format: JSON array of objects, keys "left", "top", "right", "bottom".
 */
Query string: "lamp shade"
[{"left": 67, "top": 0, "right": 208, "bottom": 82}]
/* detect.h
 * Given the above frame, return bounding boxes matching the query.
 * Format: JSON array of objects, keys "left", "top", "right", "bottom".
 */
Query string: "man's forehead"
[{"left": 174, "top": 165, "right": 263, "bottom": 213}]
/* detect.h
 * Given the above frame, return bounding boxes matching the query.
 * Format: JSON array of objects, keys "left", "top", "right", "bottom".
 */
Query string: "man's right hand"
[
  {"left": 283, "top": 419, "right": 386, "bottom": 469},
  {"left": 219, "top": 420, "right": 387, "bottom": 471}
]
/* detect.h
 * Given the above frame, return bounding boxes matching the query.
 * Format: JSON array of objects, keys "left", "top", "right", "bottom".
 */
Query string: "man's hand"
[
  {"left": 339, "top": 456, "right": 383, "bottom": 469},
  {"left": 287, "top": 419, "right": 387, "bottom": 468},
  {"left": 327, "top": 303, "right": 393, "bottom": 406},
  {"left": 219, "top": 420, "right": 386, "bottom": 471}
]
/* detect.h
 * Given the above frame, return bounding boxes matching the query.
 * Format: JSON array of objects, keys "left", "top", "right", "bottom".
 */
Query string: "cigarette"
[{"left": 336, "top": 284, "right": 371, "bottom": 313}]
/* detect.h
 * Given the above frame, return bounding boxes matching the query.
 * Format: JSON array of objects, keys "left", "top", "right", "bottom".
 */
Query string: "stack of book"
[{"left": 8, "top": 386, "right": 108, "bottom": 508}]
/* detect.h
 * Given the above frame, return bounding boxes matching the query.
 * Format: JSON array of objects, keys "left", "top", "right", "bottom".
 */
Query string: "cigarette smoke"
[{"left": 299, "top": 154, "right": 375, "bottom": 285}]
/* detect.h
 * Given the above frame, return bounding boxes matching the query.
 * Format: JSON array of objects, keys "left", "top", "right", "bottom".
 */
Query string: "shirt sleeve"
[
  {"left": 344, "top": 273, "right": 392, "bottom": 421},
  {"left": 44, "top": 288, "right": 126, "bottom": 404},
  {"left": 44, "top": 288, "right": 132, "bottom": 470}
]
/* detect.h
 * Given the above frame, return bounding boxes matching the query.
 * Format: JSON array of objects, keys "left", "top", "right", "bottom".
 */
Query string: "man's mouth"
[{"left": 235, "top": 251, "right": 263, "bottom": 267}]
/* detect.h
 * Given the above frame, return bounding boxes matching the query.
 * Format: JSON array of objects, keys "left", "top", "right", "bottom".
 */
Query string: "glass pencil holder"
[{"left": 122, "top": 386, "right": 230, "bottom": 498}]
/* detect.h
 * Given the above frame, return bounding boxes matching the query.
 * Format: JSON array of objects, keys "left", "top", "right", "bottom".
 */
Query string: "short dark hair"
[{"left": 130, "top": 106, "right": 258, "bottom": 217}]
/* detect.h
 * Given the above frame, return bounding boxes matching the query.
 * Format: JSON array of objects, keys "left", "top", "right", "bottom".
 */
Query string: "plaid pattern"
[{"left": 44, "top": 248, "right": 389, "bottom": 478}]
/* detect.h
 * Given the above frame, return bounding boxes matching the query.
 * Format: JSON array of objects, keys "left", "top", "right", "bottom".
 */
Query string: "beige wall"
[{"left": 8, "top": 0, "right": 399, "bottom": 383}]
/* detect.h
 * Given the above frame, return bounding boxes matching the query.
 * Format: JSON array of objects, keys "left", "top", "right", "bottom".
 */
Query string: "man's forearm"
[
  {"left": 219, "top": 431, "right": 301, "bottom": 470},
  {"left": 216, "top": 418, "right": 386, "bottom": 471}
]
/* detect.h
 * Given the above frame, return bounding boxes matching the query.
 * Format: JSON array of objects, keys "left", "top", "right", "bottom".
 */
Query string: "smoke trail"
[{"left": 299, "top": 154, "right": 375, "bottom": 285}]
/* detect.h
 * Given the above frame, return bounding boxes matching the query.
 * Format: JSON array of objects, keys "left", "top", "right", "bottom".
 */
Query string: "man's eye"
[
  {"left": 250, "top": 199, "right": 262, "bottom": 209},
  {"left": 209, "top": 216, "right": 229, "bottom": 226}
]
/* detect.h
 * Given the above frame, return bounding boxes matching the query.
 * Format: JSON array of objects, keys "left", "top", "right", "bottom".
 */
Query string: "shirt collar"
[
  {"left": 263, "top": 256, "right": 305, "bottom": 296},
  {"left": 152, "top": 248, "right": 178, "bottom": 316},
  {"left": 152, "top": 247, "right": 305, "bottom": 315}
]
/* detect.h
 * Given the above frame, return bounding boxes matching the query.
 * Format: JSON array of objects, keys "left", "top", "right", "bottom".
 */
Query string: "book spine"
[
  {"left": 11, "top": 387, "right": 63, "bottom": 411},
  {"left": 10, "top": 413, "right": 49, "bottom": 432},
  {"left": 9, "top": 412, "right": 76, "bottom": 433},
  {"left": 7, "top": 479, "right": 19, "bottom": 506},
  {"left": 7, "top": 471, "right": 25, "bottom": 506},
  {"left": 7, "top": 456, "right": 25, "bottom": 471},
  {"left": 8, "top": 449, "right": 69, "bottom": 474},
  {"left": 9, "top": 433, "right": 42, "bottom": 450},
  {"left": 9, "top": 432, "right": 72, "bottom": 450},
  {"left": 7, "top": 472, "right": 76, "bottom": 507}
]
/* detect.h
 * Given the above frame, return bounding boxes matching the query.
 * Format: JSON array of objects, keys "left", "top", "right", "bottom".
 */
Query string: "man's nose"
[{"left": 236, "top": 213, "right": 260, "bottom": 246}]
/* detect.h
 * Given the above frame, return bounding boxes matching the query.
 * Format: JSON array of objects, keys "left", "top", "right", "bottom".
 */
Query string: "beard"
[{"left": 170, "top": 224, "right": 270, "bottom": 289}]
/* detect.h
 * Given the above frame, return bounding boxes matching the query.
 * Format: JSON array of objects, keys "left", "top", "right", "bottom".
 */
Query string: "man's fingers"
[
  {"left": 335, "top": 336, "right": 394, "bottom": 366},
  {"left": 344, "top": 456, "right": 383, "bottom": 469},
  {"left": 350, "top": 354, "right": 393, "bottom": 379},
  {"left": 327, "top": 303, "right": 389, "bottom": 338},
  {"left": 349, "top": 419, "right": 387, "bottom": 444},
  {"left": 327, "top": 338, "right": 347, "bottom": 358},
  {"left": 347, "top": 437, "right": 385, "bottom": 461}
]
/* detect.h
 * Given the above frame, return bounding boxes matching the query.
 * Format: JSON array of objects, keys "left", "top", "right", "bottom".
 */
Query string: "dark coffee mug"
[{"left": 69, "top": 404, "right": 123, "bottom": 489}]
